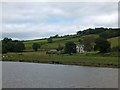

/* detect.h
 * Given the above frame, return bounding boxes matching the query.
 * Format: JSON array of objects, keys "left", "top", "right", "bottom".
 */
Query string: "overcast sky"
[{"left": 1, "top": 2, "right": 118, "bottom": 40}]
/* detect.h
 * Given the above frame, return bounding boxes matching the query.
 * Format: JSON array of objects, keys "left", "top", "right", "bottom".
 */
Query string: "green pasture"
[
  {"left": 108, "top": 36, "right": 120, "bottom": 48},
  {"left": 24, "top": 34, "right": 99, "bottom": 50},
  {"left": 2, "top": 51, "right": 119, "bottom": 68}
]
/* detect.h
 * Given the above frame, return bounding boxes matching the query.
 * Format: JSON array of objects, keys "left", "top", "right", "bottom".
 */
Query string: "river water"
[{"left": 2, "top": 62, "right": 118, "bottom": 88}]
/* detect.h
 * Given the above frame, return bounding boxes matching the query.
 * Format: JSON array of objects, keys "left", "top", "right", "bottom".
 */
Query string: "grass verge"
[{"left": 2, "top": 51, "right": 119, "bottom": 68}]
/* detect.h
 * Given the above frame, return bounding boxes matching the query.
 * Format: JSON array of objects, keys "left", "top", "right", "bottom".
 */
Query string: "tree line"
[
  {"left": 2, "top": 37, "right": 42, "bottom": 53},
  {"left": 2, "top": 37, "right": 25, "bottom": 53},
  {"left": 77, "top": 27, "right": 120, "bottom": 39}
]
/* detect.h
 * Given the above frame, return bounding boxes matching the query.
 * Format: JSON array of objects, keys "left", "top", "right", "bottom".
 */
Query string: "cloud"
[{"left": 2, "top": 2, "right": 118, "bottom": 40}]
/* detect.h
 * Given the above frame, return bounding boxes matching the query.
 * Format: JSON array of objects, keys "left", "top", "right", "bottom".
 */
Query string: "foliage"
[
  {"left": 82, "top": 36, "right": 96, "bottom": 51},
  {"left": 14, "top": 42, "right": 25, "bottom": 52},
  {"left": 78, "top": 38, "right": 83, "bottom": 44},
  {"left": 51, "top": 34, "right": 59, "bottom": 38},
  {"left": 99, "top": 29, "right": 119, "bottom": 39},
  {"left": 77, "top": 27, "right": 120, "bottom": 38},
  {"left": 2, "top": 46, "right": 7, "bottom": 54},
  {"left": 94, "top": 38, "right": 111, "bottom": 53},
  {"left": 64, "top": 42, "right": 76, "bottom": 54},
  {"left": 32, "top": 43, "right": 40, "bottom": 51},
  {"left": 2, "top": 37, "right": 25, "bottom": 53}
]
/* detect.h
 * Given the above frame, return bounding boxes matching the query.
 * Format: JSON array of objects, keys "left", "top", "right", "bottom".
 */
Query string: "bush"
[
  {"left": 32, "top": 43, "right": 40, "bottom": 51},
  {"left": 94, "top": 38, "right": 111, "bottom": 53},
  {"left": 64, "top": 42, "right": 76, "bottom": 54}
]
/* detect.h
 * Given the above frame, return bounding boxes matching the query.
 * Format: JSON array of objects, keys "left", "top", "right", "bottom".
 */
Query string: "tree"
[
  {"left": 2, "top": 46, "right": 7, "bottom": 54},
  {"left": 78, "top": 38, "right": 83, "bottom": 44},
  {"left": 64, "top": 42, "right": 76, "bottom": 54},
  {"left": 94, "top": 38, "right": 110, "bottom": 53},
  {"left": 32, "top": 43, "right": 40, "bottom": 51},
  {"left": 14, "top": 42, "right": 25, "bottom": 52},
  {"left": 2, "top": 38, "right": 15, "bottom": 52},
  {"left": 83, "top": 36, "right": 96, "bottom": 51},
  {"left": 77, "top": 28, "right": 120, "bottom": 38},
  {"left": 99, "top": 31, "right": 110, "bottom": 39},
  {"left": 2, "top": 37, "right": 25, "bottom": 53},
  {"left": 47, "top": 37, "right": 53, "bottom": 43},
  {"left": 54, "top": 34, "right": 59, "bottom": 38},
  {"left": 2, "top": 37, "right": 12, "bottom": 43}
]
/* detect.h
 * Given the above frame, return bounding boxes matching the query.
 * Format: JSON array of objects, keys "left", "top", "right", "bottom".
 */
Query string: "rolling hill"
[
  {"left": 24, "top": 34, "right": 120, "bottom": 51},
  {"left": 24, "top": 34, "right": 99, "bottom": 50}
]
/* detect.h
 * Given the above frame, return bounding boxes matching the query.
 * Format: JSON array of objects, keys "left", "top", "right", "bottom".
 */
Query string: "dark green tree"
[
  {"left": 2, "top": 38, "right": 25, "bottom": 53},
  {"left": 94, "top": 38, "right": 111, "bottom": 53},
  {"left": 77, "top": 28, "right": 120, "bottom": 38},
  {"left": 78, "top": 38, "right": 83, "bottom": 44},
  {"left": 83, "top": 36, "right": 96, "bottom": 51},
  {"left": 32, "top": 43, "right": 40, "bottom": 51},
  {"left": 2, "top": 38, "right": 15, "bottom": 52},
  {"left": 14, "top": 42, "right": 25, "bottom": 52},
  {"left": 99, "top": 30, "right": 111, "bottom": 39},
  {"left": 64, "top": 42, "right": 76, "bottom": 54},
  {"left": 54, "top": 34, "right": 59, "bottom": 38},
  {"left": 2, "top": 46, "right": 7, "bottom": 54},
  {"left": 2, "top": 37, "right": 12, "bottom": 43}
]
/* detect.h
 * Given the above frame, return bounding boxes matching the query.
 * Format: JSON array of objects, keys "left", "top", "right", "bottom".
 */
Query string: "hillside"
[
  {"left": 107, "top": 36, "right": 120, "bottom": 48},
  {"left": 2, "top": 28, "right": 119, "bottom": 68},
  {"left": 24, "top": 34, "right": 99, "bottom": 50},
  {"left": 3, "top": 29, "right": 119, "bottom": 68},
  {"left": 24, "top": 35, "right": 120, "bottom": 51}
]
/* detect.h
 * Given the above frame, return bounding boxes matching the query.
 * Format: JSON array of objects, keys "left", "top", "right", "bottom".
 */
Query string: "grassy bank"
[{"left": 2, "top": 51, "right": 119, "bottom": 68}]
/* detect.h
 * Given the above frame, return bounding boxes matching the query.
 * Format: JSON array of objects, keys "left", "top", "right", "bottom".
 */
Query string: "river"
[{"left": 2, "top": 62, "right": 118, "bottom": 88}]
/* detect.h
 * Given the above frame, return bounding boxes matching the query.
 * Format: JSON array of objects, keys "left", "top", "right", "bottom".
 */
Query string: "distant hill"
[
  {"left": 24, "top": 34, "right": 99, "bottom": 50},
  {"left": 23, "top": 27, "right": 120, "bottom": 51}
]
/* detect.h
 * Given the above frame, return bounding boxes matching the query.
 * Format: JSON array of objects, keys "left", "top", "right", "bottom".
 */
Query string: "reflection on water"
[{"left": 2, "top": 62, "right": 118, "bottom": 88}]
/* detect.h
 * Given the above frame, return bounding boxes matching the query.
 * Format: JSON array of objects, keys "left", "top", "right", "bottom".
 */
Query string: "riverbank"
[{"left": 2, "top": 51, "right": 119, "bottom": 68}]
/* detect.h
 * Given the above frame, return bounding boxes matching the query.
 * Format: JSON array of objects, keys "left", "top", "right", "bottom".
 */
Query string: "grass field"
[
  {"left": 108, "top": 36, "right": 120, "bottom": 48},
  {"left": 3, "top": 35, "right": 119, "bottom": 68},
  {"left": 23, "top": 39, "right": 48, "bottom": 50},
  {"left": 24, "top": 37, "right": 67, "bottom": 50},
  {"left": 24, "top": 34, "right": 99, "bottom": 50},
  {"left": 2, "top": 51, "right": 119, "bottom": 68}
]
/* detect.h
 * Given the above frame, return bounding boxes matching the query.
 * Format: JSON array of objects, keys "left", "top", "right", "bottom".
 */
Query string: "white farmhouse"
[{"left": 76, "top": 44, "right": 85, "bottom": 53}]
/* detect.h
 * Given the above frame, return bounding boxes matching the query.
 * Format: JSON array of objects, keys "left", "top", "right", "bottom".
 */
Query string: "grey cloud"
[{"left": 2, "top": 2, "right": 118, "bottom": 40}]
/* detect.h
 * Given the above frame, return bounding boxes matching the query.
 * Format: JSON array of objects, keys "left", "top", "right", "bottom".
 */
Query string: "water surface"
[{"left": 2, "top": 62, "right": 118, "bottom": 88}]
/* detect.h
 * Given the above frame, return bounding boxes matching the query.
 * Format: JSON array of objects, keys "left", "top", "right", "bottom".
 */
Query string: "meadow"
[
  {"left": 108, "top": 37, "right": 120, "bottom": 48},
  {"left": 2, "top": 51, "right": 119, "bottom": 68},
  {"left": 2, "top": 35, "right": 119, "bottom": 68},
  {"left": 24, "top": 34, "right": 99, "bottom": 50}
]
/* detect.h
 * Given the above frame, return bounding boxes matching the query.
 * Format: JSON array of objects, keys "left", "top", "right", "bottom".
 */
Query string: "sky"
[{"left": 1, "top": 2, "right": 118, "bottom": 40}]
